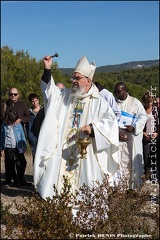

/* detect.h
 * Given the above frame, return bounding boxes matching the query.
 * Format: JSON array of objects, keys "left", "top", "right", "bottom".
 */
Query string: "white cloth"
[
  {"left": 33, "top": 78, "right": 120, "bottom": 200},
  {"left": 99, "top": 89, "right": 121, "bottom": 121},
  {"left": 145, "top": 112, "right": 155, "bottom": 134},
  {"left": 116, "top": 94, "right": 147, "bottom": 189}
]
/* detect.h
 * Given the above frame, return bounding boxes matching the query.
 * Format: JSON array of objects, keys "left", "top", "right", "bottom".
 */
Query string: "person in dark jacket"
[
  {"left": 26, "top": 93, "right": 42, "bottom": 163},
  {"left": 2, "top": 88, "right": 30, "bottom": 126},
  {"left": 1, "top": 88, "right": 30, "bottom": 185}
]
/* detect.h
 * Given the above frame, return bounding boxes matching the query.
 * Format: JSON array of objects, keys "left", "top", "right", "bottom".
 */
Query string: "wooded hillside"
[{"left": 1, "top": 46, "right": 159, "bottom": 106}]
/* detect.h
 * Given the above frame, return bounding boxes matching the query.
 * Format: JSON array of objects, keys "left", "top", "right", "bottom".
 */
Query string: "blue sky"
[{"left": 1, "top": 1, "right": 159, "bottom": 68}]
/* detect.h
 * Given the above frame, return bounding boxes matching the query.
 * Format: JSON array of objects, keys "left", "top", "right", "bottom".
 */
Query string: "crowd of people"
[{"left": 1, "top": 55, "right": 159, "bottom": 199}]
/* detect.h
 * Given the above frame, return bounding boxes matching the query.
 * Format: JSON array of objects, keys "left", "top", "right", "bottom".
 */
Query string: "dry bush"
[{"left": 1, "top": 175, "right": 159, "bottom": 239}]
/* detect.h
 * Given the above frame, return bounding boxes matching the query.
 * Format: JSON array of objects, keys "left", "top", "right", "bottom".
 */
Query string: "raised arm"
[{"left": 41, "top": 56, "right": 53, "bottom": 84}]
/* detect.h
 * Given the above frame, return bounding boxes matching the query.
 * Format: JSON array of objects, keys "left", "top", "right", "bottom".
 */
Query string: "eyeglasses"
[
  {"left": 10, "top": 93, "right": 18, "bottom": 96},
  {"left": 71, "top": 76, "right": 87, "bottom": 81}
]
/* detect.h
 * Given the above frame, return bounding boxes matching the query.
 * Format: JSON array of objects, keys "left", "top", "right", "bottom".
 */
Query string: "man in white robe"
[
  {"left": 34, "top": 55, "right": 120, "bottom": 200},
  {"left": 114, "top": 82, "right": 147, "bottom": 189}
]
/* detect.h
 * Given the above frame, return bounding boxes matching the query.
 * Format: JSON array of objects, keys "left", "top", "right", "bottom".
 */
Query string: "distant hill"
[{"left": 60, "top": 59, "right": 159, "bottom": 76}]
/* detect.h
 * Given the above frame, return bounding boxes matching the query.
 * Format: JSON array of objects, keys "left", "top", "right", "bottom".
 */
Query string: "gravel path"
[
  {"left": 1, "top": 154, "right": 36, "bottom": 238},
  {"left": 1, "top": 154, "right": 35, "bottom": 213}
]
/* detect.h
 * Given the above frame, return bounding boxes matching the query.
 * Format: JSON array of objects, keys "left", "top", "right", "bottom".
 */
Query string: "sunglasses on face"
[{"left": 10, "top": 93, "right": 18, "bottom": 96}]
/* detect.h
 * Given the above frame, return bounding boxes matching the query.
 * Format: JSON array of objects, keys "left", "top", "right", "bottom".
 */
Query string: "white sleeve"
[{"left": 100, "top": 89, "right": 121, "bottom": 120}]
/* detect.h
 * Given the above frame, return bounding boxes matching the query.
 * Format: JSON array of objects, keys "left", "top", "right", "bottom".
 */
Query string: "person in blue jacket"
[{"left": 1, "top": 109, "right": 29, "bottom": 187}]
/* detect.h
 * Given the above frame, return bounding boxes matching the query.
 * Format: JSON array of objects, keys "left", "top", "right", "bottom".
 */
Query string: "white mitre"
[{"left": 74, "top": 55, "right": 96, "bottom": 80}]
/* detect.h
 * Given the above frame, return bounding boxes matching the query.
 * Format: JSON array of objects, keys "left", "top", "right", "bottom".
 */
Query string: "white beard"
[{"left": 71, "top": 86, "right": 86, "bottom": 97}]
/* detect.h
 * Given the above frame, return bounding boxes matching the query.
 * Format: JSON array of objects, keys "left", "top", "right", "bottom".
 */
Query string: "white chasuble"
[
  {"left": 34, "top": 78, "right": 120, "bottom": 200},
  {"left": 116, "top": 94, "right": 147, "bottom": 189}
]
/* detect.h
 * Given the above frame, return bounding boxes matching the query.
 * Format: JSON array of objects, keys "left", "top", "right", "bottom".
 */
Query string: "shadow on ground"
[{"left": 1, "top": 172, "right": 35, "bottom": 198}]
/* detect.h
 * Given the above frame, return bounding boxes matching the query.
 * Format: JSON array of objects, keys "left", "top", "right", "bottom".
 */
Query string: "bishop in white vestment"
[{"left": 34, "top": 55, "right": 120, "bottom": 200}]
